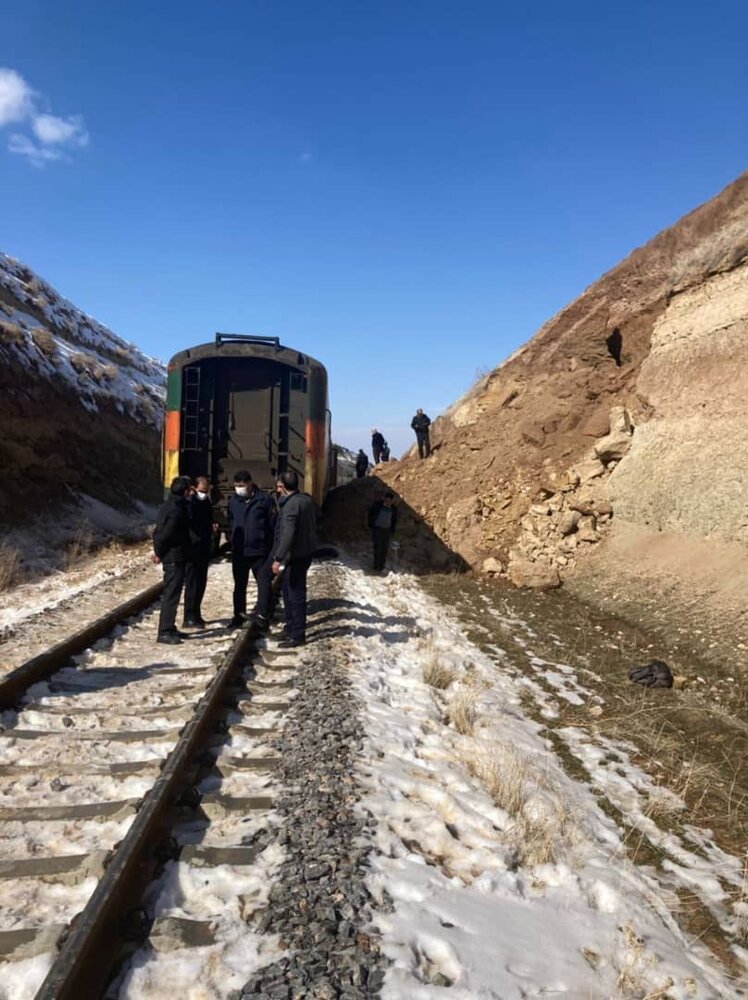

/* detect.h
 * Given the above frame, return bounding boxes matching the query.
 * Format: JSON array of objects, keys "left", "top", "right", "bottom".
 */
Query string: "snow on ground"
[
  {"left": 334, "top": 559, "right": 746, "bottom": 999},
  {"left": 0, "top": 253, "right": 164, "bottom": 425}
]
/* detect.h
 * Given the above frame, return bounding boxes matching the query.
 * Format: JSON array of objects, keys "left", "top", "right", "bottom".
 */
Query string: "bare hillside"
[
  {"left": 370, "top": 173, "right": 748, "bottom": 659},
  {"left": 0, "top": 253, "right": 165, "bottom": 534}
]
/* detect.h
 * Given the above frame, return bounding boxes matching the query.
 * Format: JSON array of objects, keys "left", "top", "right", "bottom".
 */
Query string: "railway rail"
[{"left": 0, "top": 567, "right": 295, "bottom": 998}]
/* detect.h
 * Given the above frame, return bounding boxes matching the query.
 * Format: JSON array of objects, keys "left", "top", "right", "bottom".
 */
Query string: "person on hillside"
[
  {"left": 152, "top": 475, "right": 194, "bottom": 644},
  {"left": 227, "top": 469, "right": 273, "bottom": 629},
  {"left": 381, "top": 441, "right": 391, "bottom": 462},
  {"left": 411, "top": 408, "right": 432, "bottom": 458},
  {"left": 272, "top": 470, "right": 318, "bottom": 647},
  {"left": 371, "top": 428, "right": 385, "bottom": 464},
  {"left": 355, "top": 449, "right": 369, "bottom": 478},
  {"left": 367, "top": 491, "right": 398, "bottom": 572},
  {"left": 183, "top": 475, "right": 216, "bottom": 628}
]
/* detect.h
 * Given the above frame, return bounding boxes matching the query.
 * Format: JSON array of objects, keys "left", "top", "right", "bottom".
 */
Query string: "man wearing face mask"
[
  {"left": 183, "top": 475, "right": 216, "bottom": 628},
  {"left": 152, "top": 475, "right": 194, "bottom": 644},
  {"left": 272, "top": 470, "right": 317, "bottom": 647},
  {"left": 227, "top": 470, "right": 273, "bottom": 629}
]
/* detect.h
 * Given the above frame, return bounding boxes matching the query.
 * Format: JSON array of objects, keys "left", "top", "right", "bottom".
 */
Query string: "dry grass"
[
  {"left": 465, "top": 741, "right": 580, "bottom": 866},
  {"left": 448, "top": 687, "right": 478, "bottom": 735},
  {"left": 423, "top": 656, "right": 455, "bottom": 690},
  {"left": 0, "top": 545, "right": 25, "bottom": 592},
  {"left": 70, "top": 351, "right": 95, "bottom": 374},
  {"left": 0, "top": 320, "right": 25, "bottom": 346},
  {"left": 615, "top": 923, "right": 680, "bottom": 998},
  {"left": 63, "top": 524, "right": 97, "bottom": 570},
  {"left": 31, "top": 327, "right": 56, "bottom": 357}
]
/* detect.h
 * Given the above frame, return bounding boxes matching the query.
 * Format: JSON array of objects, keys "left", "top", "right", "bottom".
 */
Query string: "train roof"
[{"left": 167, "top": 333, "right": 327, "bottom": 375}]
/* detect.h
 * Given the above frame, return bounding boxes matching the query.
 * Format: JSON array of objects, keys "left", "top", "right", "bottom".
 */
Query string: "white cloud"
[
  {"left": 32, "top": 113, "right": 89, "bottom": 147},
  {"left": 0, "top": 68, "right": 34, "bottom": 126},
  {"left": 0, "top": 67, "right": 89, "bottom": 167}
]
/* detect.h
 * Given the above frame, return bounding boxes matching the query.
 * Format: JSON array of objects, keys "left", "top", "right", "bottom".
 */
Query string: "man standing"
[
  {"left": 227, "top": 470, "right": 273, "bottom": 629},
  {"left": 355, "top": 449, "right": 369, "bottom": 478},
  {"left": 183, "top": 475, "right": 215, "bottom": 628},
  {"left": 381, "top": 440, "right": 390, "bottom": 462},
  {"left": 152, "top": 475, "right": 193, "bottom": 644},
  {"left": 371, "top": 428, "right": 385, "bottom": 465},
  {"left": 410, "top": 408, "right": 432, "bottom": 458},
  {"left": 272, "top": 470, "right": 317, "bottom": 648},
  {"left": 367, "top": 491, "right": 398, "bottom": 571}
]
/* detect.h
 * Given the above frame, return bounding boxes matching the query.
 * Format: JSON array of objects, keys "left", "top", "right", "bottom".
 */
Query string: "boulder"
[
  {"left": 508, "top": 556, "right": 561, "bottom": 589},
  {"left": 594, "top": 430, "right": 632, "bottom": 464},
  {"left": 482, "top": 557, "right": 504, "bottom": 575},
  {"left": 559, "top": 510, "right": 582, "bottom": 535},
  {"left": 571, "top": 457, "right": 606, "bottom": 483},
  {"left": 609, "top": 405, "right": 633, "bottom": 434},
  {"left": 520, "top": 422, "right": 545, "bottom": 447}
]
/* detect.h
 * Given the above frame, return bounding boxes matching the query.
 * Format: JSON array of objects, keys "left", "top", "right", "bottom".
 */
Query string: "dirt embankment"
[
  {"left": 371, "top": 172, "right": 748, "bottom": 662},
  {"left": 0, "top": 254, "right": 165, "bottom": 533}
]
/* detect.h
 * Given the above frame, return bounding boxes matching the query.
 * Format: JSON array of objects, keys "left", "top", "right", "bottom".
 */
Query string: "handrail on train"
[{"left": 215, "top": 332, "right": 282, "bottom": 349}]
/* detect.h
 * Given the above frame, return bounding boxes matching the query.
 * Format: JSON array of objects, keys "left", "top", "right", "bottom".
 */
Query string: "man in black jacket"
[
  {"left": 367, "top": 491, "right": 398, "bottom": 571},
  {"left": 152, "top": 475, "right": 193, "bottom": 644},
  {"left": 355, "top": 449, "right": 368, "bottom": 478},
  {"left": 183, "top": 475, "right": 215, "bottom": 628},
  {"left": 371, "top": 428, "right": 385, "bottom": 465},
  {"left": 272, "top": 470, "right": 317, "bottom": 647},
  {"left": 227, "top": 470, "right": 273, "bottom": 629},
  {"left": 411, "top": 408, "right": 431, "bottom": 458}
]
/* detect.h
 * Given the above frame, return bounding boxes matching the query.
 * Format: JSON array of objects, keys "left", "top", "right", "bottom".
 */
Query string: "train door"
[{"left": 287, "top": 371, "right": 308, "bottom": 487}]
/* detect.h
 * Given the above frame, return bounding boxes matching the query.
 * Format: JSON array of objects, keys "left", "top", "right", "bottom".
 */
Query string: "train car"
[{"left": 162, "top": 334, "right": 332, "bottom": 517}]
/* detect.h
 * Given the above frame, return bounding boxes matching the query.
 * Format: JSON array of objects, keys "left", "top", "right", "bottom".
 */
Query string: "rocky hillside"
[
  {"left": 370, "top": 172, "right": 748, "bottom": 653},
  {"left": 0, "top": 253, "right": 165, "bottom": 529}
]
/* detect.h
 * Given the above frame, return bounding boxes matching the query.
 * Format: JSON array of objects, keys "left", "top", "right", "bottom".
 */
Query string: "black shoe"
[
  {"left": 182, "top": 618, "right": 202, "bottom": 628},
  {"left": 249, "top": 614, "right": 270, "bottom": 632},
  {"left": 277, "top": 638, "right": 305, "bottom": 648},
  {"left": 157, "top": 633, "right": 182, "bottom": 645},
  {"left": 227, "top": 616, "right": 244, "bottom": 630}
]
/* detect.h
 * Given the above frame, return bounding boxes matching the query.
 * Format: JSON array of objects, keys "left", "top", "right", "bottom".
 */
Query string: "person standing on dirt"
[
  {"left": 227, "top": 470, "right": 273, "bottom": 629},
  {"left": 371, "top": 428, "right": 385, "bottom": 465},
  {"left": 355, "top": 449, "right": 369, "bottom": 478},
  {"left": 411, "top": 408, "right": 431, "bottom": 458},
  {"left": 368, "top": 491, "right": 398, "bottom": 571},
  {"left": 381, "top": 440, "right": 391, "bottom": 462},
  {"left": 183, "top": 475, "right": 216, "bottom": 628},
  {"left": 272, "top": 470, "right": 318, "bottom": 647},
  {"left": 152, "top": 475, "right": 193, "bottom": 644}
]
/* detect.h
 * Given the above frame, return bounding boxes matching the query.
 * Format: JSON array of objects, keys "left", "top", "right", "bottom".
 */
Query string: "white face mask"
[
  {"left": 196, "top": 491, "right": 208, "bottom": 501},
  {"left": 235, "top": 486, "right": 249, "bottom": 497}
]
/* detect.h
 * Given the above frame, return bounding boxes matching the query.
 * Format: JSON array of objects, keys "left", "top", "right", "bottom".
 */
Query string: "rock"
[
  {"left": 581, "top": 409, "right": 610, "bottom": 438},
  {"left": 594, "top": 430, "right": 632, "bottom": 464},
  {"left": 482, "top": 557, "right": 503, "bottom": 575},
  {"left": 577, "top": 515, "right": 599, "bottom": 542},
  {"left": 594, "top": 500, "right": 613, "bottom": 516},
  {"left": 571, "top": 457, "right": 605, "bottom": 483},
  {"left": 520, "top": 422, "right": 545, "bottom": 447},
  {"left": 508, "top": 556, "right": 561, "bottom": 589},
  {"left": 609, "top": 405, "right": 632, "bottom": 434},
  {"left": 530, "top": 503, "right": 551, "bottom": 516},
  {"left": 559, "top": 510, "right": 581, "bottom": 536}
]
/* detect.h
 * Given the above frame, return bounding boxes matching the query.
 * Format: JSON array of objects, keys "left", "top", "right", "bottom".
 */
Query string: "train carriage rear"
[{"left": 162, "top": 334, "right": 332, "bottom": 523}]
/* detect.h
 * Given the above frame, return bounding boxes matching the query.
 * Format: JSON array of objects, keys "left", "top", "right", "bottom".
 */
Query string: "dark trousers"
[
  {"left": 281, "top": 557, "right": 312, "bottom": 642},
  {"left": 373, "top": 446, "right": 382, "bottom": 464},
  {"left": 159, "top": 560, "right": 186, "bottom": 635},
  {"left": 372, "top": 528, "right": 392, "bottom": 570},
  {"left": 416, "top": 431, "right": 431, "bottom": 458},
  {"left": 232, "top": 553, "right": 271, "bottom": 618},
  {"left": 184, "top": 553, "right": 210, "bottom": 621}
]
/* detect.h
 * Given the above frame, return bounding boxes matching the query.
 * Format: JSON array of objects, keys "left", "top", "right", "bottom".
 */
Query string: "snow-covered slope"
[{"left": 0, "top": 253, "right": 164, "bottom": 425}]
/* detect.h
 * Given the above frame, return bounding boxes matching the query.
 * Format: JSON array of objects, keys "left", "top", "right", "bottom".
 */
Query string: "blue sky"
[{"left": 2, "top": 1, "right": 747, "bottom": 456}]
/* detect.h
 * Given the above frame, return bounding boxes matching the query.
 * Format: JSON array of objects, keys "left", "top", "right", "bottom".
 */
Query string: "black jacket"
[
  {"left": 367, "top": 500, "right": 398, "bottom": 533},
  {"left": 371, "top": 431, "right": 385, "bottom": 450},
  {"left": 188, "top": 494, "right": 214, "bottom": 554},
  {"left": 153, "top": 496, "right": 191, "bottom": 563},
  {"left": 411, "top": 413, "right": 431, "bottom": 433},
  {"left": 275, "top": 492, "right": 317, "bottom": 563},
  {"left": 228, "top": 489, "right": 273, "bottom": 558},
  {"left": 355, "top": 452, "right": 368, "bottom": 474}
]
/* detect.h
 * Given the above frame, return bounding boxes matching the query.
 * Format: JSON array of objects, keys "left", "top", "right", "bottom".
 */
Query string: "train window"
[{"left": 289, "top": 373, "right": 308, "bottom": 393}]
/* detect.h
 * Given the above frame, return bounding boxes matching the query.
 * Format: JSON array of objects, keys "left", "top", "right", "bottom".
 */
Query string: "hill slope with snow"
[{"left": 0, "top": 253, "right": 166, "bottom": 534}]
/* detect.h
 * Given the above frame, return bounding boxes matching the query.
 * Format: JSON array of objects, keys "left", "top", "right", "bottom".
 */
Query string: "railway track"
[{"left": 0, "top": 564, "right": 295, "bottom": 998}]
